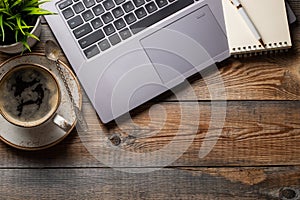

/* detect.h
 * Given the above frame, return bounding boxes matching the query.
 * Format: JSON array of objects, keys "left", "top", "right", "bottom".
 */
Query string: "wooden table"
[{"left": 0, "top": 1, "right": 299, "bottom": 199}]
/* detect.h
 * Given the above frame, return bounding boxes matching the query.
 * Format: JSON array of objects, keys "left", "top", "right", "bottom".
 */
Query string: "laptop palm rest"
[{"left": 140, "top": 5, "right": 228, "bottom": 86}]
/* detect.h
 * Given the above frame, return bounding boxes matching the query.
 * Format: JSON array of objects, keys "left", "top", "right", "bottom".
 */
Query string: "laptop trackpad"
[{"left": 140, "top": 5, "right": 228, "bottom": 85}]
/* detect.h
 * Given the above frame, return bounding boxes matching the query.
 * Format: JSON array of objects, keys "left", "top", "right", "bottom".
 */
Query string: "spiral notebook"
[{"left": 222, "top": 0, "right": 292, "bottom": 55}]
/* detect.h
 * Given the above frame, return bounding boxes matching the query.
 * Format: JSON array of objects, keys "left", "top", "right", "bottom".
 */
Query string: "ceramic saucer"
[{"left": 0, "top": 53, "right": 82, "bottom": 150}]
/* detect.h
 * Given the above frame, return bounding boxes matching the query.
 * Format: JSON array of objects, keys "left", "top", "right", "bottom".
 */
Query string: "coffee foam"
[{"left": 0, "top": 65, "right": 60, "bottom": 127}]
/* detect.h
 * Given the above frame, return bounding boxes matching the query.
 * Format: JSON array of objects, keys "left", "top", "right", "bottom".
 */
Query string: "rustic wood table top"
[{"left": 0, "top": 1, "right": 299, "bottom": 199}]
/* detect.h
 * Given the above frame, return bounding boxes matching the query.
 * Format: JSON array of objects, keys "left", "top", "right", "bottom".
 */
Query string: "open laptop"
[{"left": 42, "top": 0, "right": 296, "bottom": 123}]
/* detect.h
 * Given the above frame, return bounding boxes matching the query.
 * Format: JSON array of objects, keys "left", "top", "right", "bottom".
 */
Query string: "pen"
[{"left": 229, "top": 0, "right": 266, "bottom": 48}]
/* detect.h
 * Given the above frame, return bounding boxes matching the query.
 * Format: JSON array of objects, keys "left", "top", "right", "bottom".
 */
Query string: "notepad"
[{"left": 222, "top": 0, "right": 292, "bottom": 55}]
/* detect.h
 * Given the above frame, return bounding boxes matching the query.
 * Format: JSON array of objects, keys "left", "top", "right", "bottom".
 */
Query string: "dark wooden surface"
[{"left": 0, "top": 1, "right": 300, "bottom": 199}]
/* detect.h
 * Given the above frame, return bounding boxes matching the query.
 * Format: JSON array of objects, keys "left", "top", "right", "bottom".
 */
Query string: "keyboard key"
[
  {"left": 58, "top": 0, "right": 73, "bottom": 10},
  {"left": 68, "top": 15, "right": 84, "bottom": 29},
  {"left": 102, "top": 12, "right": 114, "bottom": 23},
  {"left": 135, "top": 7, "right": 147, "bottom": 19},
  {"left": 133, "top": 0, "right": 145, "bottom": 7},
  {"left": 103, "top": 0, "right": 115, "bottom": 10},
  {"left": 114, "top": 18, "right": 126, "bottom": 30},
  {"left": 109, "top": 33, "right": 121, "bottom": 45},
  {"left": 98, "top": 39, "right": 111, "bottom": 51},
  {"left": 84, "top": 45, "right": 100, "bottom": 59},
  {"left": 130, "top": 0, "right": 193, "bottom": 34},
  {"left": 155, "top": 0, "right": 168, "bottom": 8},
  {"left": 145, "top": 2, "right": 157, "bottom": 14},
  {"left": 114, "top": 0, "right": 125, "bottom": 5},
  {"left": 62, "top": 7, "right": 74, "bottom": 19},
  {"left": 78, "top": 29, "right": 105, "bottom": 48},
  {"left": 91, "top": 18, "right": 103, "bottom": 29},
  {"left": 119, "top": 28, "right": 132, "bottom": 40},
  {"left": 92, "top": 4, "right": 105, "bottom": 16},
  {"left": 122, "top": 2, "right": 134, "bottom": 13},
  {"left": 112, "top": 7, "right": 124, "bottom": 18},
  {"left": 103, "top": 24, "right": 116, "bottom": 35},
  {"left": 124, "top": 13, "right": 137, "bottom": 25},
  {"left": 73, "top": 2, "right": 85, "bottom": 14},
  {"left": 73, "top": 23, "right": 92, "bottom": 39},
  {"left": 83, "top": 0, "right": 95, "bottom": 8},
  {"left": 82, "top": 10, "right": 94, "bottom": 21}
]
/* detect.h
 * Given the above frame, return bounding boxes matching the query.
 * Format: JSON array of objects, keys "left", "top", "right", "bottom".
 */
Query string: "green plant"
[{"left": 0, "top": 0, "right": 53, "bottom": 51}]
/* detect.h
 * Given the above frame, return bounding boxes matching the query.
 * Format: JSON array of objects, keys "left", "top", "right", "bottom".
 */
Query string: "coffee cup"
[{"left": 0, "top": 64, "right": 71, "bottom": 130}]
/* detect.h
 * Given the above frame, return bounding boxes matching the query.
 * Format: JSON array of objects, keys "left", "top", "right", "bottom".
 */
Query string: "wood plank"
[
  {"left": 289, "top": 0, "right": 300, "bottom": 17},
  {"left": 0, "top": 101, "right": 300, "bottom": 168},
  {"left": 80, "top": 100, "right": 300, "bottom": 167},
  {"left": 0, "top": 167, "right": 298, "bottom": 199}
]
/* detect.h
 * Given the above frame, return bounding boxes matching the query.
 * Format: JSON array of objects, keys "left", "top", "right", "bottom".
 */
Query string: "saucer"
[{"left": 0, "top": 53, "right": 82, "bottom": 150}]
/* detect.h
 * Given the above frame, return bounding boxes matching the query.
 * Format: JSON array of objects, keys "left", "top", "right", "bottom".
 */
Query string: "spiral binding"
[{"left": 231, "top": 41, "right": 290, "bottom": 58}]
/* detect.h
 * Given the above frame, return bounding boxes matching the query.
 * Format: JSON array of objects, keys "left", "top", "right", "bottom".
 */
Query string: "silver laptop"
[{"left": 42, "top": 0, "right": 295, "bottom": 123}]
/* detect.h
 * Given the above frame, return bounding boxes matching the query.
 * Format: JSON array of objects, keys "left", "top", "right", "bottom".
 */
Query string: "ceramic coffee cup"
[{"left": 0, "top": 64, "right": 70, "bottom": 130}]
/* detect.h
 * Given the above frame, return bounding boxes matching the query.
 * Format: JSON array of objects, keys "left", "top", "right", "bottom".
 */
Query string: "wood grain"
[
  {"left": 0, "top": 101, "right": 299, "bottom": 168},
  {"left": 0, "top": 167, "right": 298, "bottom": 200}
]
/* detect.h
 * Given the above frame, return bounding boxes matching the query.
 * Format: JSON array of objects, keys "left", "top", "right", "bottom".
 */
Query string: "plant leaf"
[
  {"left": 0, "top": 14, "right": 4, "bottom": 42},
  {"left": 4, "top": 21, "right": 14, "bottom": 30},
  {"left": 25, "top": 32, "right": 39, "bottom": 41},
  {"left": 15, "top": 28, "right": 19, "bottom": 42},
  {"left": 0, "top": 0, "right": 54, "bottom": 52},
  {"left": 22, "top": 40, "right": 31, "bottom": 52},
  {"left": 16, "top": 14, "right": 25, "bottom": 35},
  {"left": 0, "top": 8, "right": 11, "bottom": 16},
  {"left": 11, "top": 0, "right": 23, "bottom": 9},
  {"left": 23, "top": 7, "right": 53, "bottom": 15}
]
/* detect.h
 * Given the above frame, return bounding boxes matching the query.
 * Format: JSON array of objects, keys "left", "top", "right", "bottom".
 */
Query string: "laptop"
[{"left": 42, "top": 0, "right": 296, "bottom": 123}]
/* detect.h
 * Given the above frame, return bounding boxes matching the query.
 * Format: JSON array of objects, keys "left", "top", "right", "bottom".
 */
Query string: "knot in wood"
[
  {"left": 279, "top": 187, "right": 299, "bottom": 200},
  {"left": 109, "top": 134, "right": 121, "bottom": 146}
]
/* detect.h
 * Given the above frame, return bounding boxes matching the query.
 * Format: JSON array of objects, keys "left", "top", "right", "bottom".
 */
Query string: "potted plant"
[{"left": 0, "top": 0, "right": 53, "bottom": 54}]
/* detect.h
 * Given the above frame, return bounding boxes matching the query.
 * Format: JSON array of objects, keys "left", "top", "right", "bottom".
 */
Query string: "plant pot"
[{"left": 0, "top": 17, "right": 42, "bottom": 54}]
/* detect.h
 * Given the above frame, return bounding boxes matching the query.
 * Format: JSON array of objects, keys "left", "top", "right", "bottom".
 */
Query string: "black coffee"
[{"left": 0, "top": 65, "right": 60, "bottom": 127}]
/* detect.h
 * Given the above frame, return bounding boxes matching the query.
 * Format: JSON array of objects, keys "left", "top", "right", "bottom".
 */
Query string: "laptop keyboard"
[{"left": 58, "top": 0, "right": 194, "bottom": 59}]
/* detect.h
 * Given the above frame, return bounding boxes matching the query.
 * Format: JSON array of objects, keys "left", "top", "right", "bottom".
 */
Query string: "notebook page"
[{"left": 222, "top": 0, "right": 292, "bottom": 55}]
